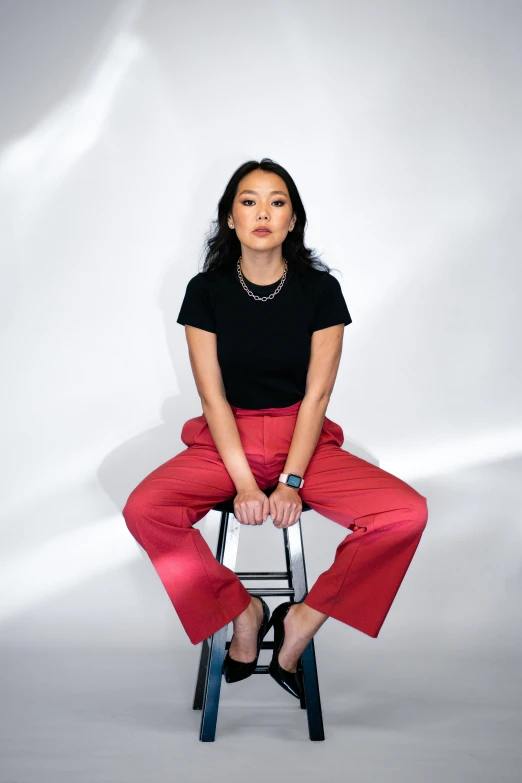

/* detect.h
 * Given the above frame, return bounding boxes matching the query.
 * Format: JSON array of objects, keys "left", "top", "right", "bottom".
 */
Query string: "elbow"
[
  {"left": 200, "top": 393, "right": 229, "bottom": 411},
  {"left": 303, "top": 389, "right": 332, "bottom": 405}
]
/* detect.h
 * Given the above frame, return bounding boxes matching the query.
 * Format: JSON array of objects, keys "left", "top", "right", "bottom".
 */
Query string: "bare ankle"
[
  {"left": 286, "top": 602, "right": 327, "bottom": 639},
  {"left": 234, "top": 596, "right": 261, "bottom": 629}
]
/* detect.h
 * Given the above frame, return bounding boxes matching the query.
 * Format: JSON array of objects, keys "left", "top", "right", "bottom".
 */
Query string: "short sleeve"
[
  {"left": 314, "top": 274, "right": 352, "bottom": 332},
  {"left": 176, "top": 273, "right": 216, "bottom": 333}
]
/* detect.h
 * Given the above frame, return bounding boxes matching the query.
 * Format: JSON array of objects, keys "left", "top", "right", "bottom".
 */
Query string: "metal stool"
[{"left": 192, "top": 484, "right": 325, "bottom": 742}]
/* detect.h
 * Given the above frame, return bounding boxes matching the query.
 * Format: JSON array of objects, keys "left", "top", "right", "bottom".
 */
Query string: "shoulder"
[
  {"left": 177, "top": 270, "right": 217, "bottom": 331},
  {"left": 182, "top": 271, "right": 217, "bottom": 298},
  {"left": 296, "top": 262, "right": 335, "bottom": 279},
  {"left": 320, "top": 271, "right": 343, "bottom": 291},
  {"left": 185, "top": 271, "right": 210, "bottom": 287},
  {"left": 188, "top": 265, "right": 230, "bottom": 288},
  {"left": 178, "top": 272, "right": 215, "bottom": 308},
  {"left": 297, "top": 264, "right": 342, "bottom": 289},
  {"left": 296, "top": 263, "right": 324, "bottom": 278}
]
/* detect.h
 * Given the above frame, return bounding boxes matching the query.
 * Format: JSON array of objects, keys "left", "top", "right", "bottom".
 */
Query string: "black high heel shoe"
[
  {"left": 222, "top": 596, "right": 271, "bottom": 683},
  {"left": 266, "top": 600, "right": 304, "bottom": 700}
]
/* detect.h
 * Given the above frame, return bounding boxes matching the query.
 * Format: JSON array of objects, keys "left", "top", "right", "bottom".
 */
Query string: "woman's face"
[{"left": 228, "top": 170, "right": 296, "bottom": 253}]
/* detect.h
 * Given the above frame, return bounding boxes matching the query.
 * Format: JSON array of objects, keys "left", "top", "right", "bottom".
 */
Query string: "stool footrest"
[
  {"left": 235, "top": 571, "right": 290, "bottom": 580},
  {"left": 246, "top": 588, "right": 295, "bottom": 597},
  {"left": 225, "top": 640, "right": 276, "bottom": 651},
  {"left": 253, "top": 663, "right": 304, "bottom": 675}
]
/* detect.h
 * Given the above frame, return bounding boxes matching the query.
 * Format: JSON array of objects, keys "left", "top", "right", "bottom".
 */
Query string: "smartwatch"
[{"left": 279, "top": 472, "right": 305, "bottom": 489}]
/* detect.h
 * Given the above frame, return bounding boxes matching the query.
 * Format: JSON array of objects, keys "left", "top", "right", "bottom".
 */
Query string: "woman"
[{"left": 122, "top": 157, "right": 428, "bottom": 701}]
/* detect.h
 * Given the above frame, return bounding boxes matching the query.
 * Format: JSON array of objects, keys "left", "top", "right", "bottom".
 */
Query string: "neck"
[{"left": 239, "top": 255, "right": 286, "bottom": 286}]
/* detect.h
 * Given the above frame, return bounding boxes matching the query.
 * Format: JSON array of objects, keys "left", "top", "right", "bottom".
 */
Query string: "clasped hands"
[{"left": 233, "top": 483, "right": 302, "bottom": 529}]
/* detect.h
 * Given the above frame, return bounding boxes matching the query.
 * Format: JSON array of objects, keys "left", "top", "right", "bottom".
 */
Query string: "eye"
[{"left": 240, "top": 199, "right": 286, "bottom": 206}]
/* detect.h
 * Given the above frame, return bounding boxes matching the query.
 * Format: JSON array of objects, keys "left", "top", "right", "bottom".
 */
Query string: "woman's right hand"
[{"left": 233, "top": 486, "right": 270, "bottom": 526}]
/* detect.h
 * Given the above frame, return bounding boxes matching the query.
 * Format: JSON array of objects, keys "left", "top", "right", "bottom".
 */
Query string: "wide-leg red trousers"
[{"left": 122, "top": 400, "right": 428, "bottom": 646}]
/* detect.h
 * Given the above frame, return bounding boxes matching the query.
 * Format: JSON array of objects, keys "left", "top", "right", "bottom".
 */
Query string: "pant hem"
[
  {"left": 303, "top": 594, "right": 380, "bottom": 639},
  {"left": 188, "top": 588, "right": 253, "bottom": 646}
]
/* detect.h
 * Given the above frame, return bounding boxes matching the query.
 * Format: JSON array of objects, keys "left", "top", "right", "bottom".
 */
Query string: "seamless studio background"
[{"left": 1, "top": 1, "right": 521, "bottom": 781}]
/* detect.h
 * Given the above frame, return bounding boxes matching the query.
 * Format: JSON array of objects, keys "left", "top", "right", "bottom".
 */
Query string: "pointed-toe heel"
[
  {"left": 267, "top": 601, "right": 304, "bottom": 700},
  {"left": 222, "top": 596, "right": 271, "bottom": 684}
]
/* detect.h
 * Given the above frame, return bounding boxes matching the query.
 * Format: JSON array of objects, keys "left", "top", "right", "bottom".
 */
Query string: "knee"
[
  {"left": 122, "top": 481, "right": 190, "bottom": 536},
  {"left": 122, "top": 485, "right": 150, "bottom": 543},
  {"left": 410, "top": 493, "right": 428, "bottom": 532},
  {"left": 123, "top": 485, "right": 143, "bottom": 521}
]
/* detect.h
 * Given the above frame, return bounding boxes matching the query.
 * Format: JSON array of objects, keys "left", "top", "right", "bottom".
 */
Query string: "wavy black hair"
[{"left": 200, "top": 158, "right": 338, "bottom": 275}]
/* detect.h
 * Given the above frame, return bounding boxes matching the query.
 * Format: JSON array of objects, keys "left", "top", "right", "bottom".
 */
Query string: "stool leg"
[
  {"left": 300, "top": 638, "right": 325, "bottom": 740},
  {"left": 193, "top": 637, "right": 210, "bottom": 711},
  {"left": 286, "top": 519, "right": 326, "bottom": 741},
  {"left": 199, "top": 624, "right": 227, "bottom": 742},
  {"left": 282, "top": 525, "right": 308, "bottom": 709},
  {"left": 198, "top": 511, "right": 242, "bottom": 742}
]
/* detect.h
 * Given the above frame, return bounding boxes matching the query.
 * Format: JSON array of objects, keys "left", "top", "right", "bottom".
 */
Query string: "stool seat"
[{"left": 192, "top": 483, "right": 325, "bottom": 742}]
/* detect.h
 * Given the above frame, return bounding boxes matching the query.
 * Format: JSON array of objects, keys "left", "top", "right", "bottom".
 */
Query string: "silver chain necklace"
[{"left": 236, "top": 255, "right": 288, "bottom": 302}]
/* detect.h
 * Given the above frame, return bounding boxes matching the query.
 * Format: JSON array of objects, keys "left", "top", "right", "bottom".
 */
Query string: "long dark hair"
[{"left": 200, "top": 158, "right": 338, "bottom": 275}]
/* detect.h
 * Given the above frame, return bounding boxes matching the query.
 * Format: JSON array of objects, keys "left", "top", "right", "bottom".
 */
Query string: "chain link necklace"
[{"left": 236, "top": 255, "right": 288, "bottom": 302}]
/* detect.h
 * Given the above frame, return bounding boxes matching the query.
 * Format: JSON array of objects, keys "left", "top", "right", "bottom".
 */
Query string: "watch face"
[{"left": 287, "top": 474, "right": 301, "bottom": 488}]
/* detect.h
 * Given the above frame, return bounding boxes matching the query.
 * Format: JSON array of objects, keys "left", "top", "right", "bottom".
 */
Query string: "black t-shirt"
[{"left": 176, "top": 260, "right": 352, "bottom": 409}]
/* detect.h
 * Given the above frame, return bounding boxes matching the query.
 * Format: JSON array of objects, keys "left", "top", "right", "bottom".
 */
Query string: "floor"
[{"left": 1, "top": 641, "right": 520, "bottom": 783}]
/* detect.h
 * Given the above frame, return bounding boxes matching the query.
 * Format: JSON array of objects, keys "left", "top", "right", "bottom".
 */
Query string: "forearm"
[
  {"left": 282, "top": 393, "right": 330, "bottom": 482},
  {"left": 201, "top": 397, "right": 258, "bottom": 492}
]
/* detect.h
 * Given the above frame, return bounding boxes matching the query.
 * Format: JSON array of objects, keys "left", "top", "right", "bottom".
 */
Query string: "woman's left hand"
[{"left": 269, "top": 483, "right": 303, "bottom": 528}]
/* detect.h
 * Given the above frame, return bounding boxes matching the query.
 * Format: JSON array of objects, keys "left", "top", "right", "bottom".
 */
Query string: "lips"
[{"left": 253, "top": 229, "right": 271, "bottom": 234}]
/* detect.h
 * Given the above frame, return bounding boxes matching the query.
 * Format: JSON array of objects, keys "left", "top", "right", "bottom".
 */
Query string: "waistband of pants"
[{"left": 230, "top": 399, "right": 303, "bottom": 418}]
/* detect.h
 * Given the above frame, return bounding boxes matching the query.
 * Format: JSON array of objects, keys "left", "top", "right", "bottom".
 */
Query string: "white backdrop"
[{"left": 1, "top": 0, "right": 521, "bottom": 779}]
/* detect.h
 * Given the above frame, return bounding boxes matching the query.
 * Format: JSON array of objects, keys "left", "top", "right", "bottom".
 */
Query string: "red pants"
[{"left": 122, "top": 400, "right": 428, "bottom": 646}]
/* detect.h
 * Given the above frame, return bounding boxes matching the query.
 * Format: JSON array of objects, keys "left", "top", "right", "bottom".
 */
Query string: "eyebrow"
[{"left": 238, "top": 189, "right": 288, "bottom": 197}]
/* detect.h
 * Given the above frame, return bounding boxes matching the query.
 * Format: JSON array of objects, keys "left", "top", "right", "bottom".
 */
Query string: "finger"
[
  {"left": 238, "top": 506, "right": 251, "bottom": 525},
  {"left": 263, "top": 496, "right": 269, "bottom": 522},
  {"left": 269, "top": 500, "right": 276, "bottom": 523},
  {"left": 254, "top": 505, "right": 264, "bottom": 525},
  {"left": 280, "top": 505, "right": 292, "bottom": 528},
  {"left": 273, "top": 506, "right": 285, "bottom": 528},
  {"left": 285, "top": 504, "right": 300, "bottom": 528},
  {"left": 289, "top": 503, "right": 301, "bottom": 526},
  {"left": 288, "top": 508, "right": 301, "bottom": 527}
]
